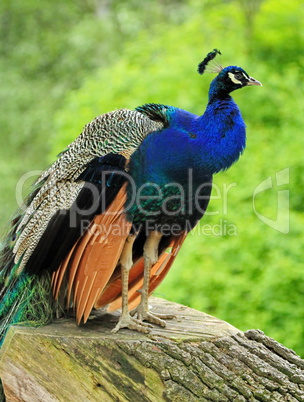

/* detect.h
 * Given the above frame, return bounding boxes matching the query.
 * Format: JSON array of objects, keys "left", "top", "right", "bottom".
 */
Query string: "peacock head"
[{"left": 198, "top": 49, "right": 262, "bottom": 99}]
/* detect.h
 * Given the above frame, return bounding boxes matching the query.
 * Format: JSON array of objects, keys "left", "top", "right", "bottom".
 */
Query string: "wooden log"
[{"left": 1, "top": 297, "right": 304, "bottom": 401}]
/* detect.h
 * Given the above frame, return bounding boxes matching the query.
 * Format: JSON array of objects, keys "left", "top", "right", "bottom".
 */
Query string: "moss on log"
[{"left": 1, "top": 297, "right": 304, "bottom": 401}]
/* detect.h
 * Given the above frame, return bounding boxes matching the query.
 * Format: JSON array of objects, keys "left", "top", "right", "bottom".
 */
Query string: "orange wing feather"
[
  {"left": 52, "top": 185, "right": 132, "bottom": 324},
  {"left": 95, "top": 232, "right": 187, "bottom": 312}
]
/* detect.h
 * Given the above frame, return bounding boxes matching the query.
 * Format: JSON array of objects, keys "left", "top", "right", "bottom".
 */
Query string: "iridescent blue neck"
[
  {"left": 208, "top": 80, "right": 231, "bottom": 103},
  {"left": 185, "top": 94, "right": 245, "bottom": 175}
]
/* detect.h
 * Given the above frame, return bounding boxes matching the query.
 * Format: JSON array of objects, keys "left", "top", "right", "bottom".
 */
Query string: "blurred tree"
[{"left": 0, "top": 0, "right": 190, "bottom": 223}]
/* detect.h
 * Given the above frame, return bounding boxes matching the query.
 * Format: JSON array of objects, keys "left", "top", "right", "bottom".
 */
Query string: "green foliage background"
[{"left": 1, "top": 0, "right": 303, "bottom": 355}]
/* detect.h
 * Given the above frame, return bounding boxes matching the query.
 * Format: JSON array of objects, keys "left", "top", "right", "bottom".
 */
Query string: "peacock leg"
[
  {"left": 131, "top": 230, "right": 174, "bottom": 327},
  {"left": 112, "top": 234, "right": 152, "bottom": 333}
]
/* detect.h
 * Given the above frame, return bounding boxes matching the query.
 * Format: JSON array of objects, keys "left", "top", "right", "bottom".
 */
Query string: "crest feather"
[{"left": 197, "top": 49, "right": 223, "bottom": 75}]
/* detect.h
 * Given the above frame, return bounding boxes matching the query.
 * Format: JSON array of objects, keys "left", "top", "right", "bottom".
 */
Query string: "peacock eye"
[{"left": 234, "top": 72, "right": 244, "bottom": 80}]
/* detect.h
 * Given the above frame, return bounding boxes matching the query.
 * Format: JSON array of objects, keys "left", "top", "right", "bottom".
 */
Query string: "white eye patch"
[
  {"left": 228, "top": 72, "right": 242, "bottom": 85},
  {"left": 228, "top": 71, "right": 249, "bottom": 85}
]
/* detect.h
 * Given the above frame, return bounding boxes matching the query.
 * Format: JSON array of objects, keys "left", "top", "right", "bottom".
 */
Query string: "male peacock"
[{"left": 0, "top": 49, "right": 261, "bottom": 340}]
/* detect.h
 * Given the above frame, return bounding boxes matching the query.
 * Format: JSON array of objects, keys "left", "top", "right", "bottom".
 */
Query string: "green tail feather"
[{"left": 0, "top": 271, "right": 55, "bottom": 345}]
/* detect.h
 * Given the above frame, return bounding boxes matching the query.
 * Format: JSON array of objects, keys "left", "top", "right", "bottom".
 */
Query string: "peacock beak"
[{"left": 247, "top": 76, "right": 262, "bottom": 86}]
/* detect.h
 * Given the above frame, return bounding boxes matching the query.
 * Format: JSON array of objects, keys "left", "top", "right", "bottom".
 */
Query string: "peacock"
[{"left": 0, "top": 49, "right": 261, "bottom": 341}]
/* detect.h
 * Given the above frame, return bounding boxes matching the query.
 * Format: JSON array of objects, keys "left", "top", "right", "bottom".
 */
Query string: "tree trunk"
[{"left": 1, "top": 297, "right": 304, "bottom": 401}]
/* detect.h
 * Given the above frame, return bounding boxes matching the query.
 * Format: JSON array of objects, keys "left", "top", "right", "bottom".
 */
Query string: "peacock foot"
[
  {"left": 130, "top": 305, "right": 175, "bottom": 327},
  {"left": 111, "top": 312, "right": 153, "bottom": 334}
]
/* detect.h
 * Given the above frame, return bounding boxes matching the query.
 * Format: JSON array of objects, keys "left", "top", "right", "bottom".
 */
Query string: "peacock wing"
[{"left": 7, "top": 109, "right": 163, "bottom": 278}]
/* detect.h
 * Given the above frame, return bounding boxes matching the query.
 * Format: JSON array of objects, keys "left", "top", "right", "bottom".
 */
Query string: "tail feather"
[
  {"left": 0, "top": 272, "right": 54, "bottom": 345},
  {"left": 0, "top": 178, "right": 47, "bottom": 283},
  {"left": 0, "top": 178, "right": 55, "bottom": 345}
]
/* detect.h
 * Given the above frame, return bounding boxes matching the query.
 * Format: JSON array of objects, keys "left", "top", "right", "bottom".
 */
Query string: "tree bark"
[{"left": 1, "top": 297, "right": 304, "bottom": 401}]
